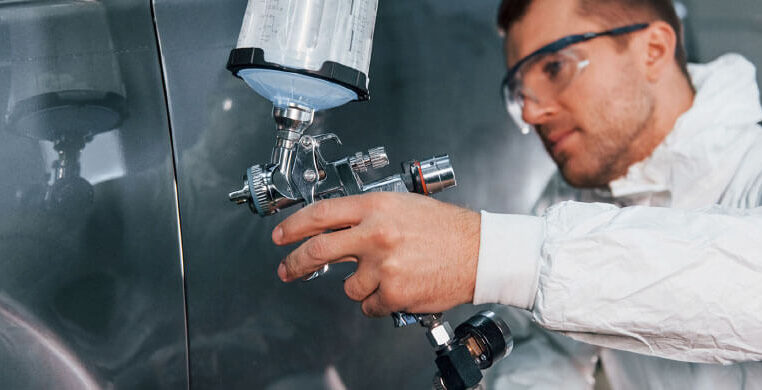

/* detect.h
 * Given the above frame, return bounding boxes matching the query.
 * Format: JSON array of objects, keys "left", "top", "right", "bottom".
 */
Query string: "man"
[{"left": 272, "top": 0, "right": 762, "bottom": 388}]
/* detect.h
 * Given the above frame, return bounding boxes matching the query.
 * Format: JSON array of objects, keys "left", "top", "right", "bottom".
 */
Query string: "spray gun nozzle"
[{"left": 228, "top": 182, "right": 251, "bottom": 205}]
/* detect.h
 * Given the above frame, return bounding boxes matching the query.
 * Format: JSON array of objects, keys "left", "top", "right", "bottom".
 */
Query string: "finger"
[
  {"left": 278, "top": 227, "right": 366, "bottom": 282},
  {"left": 343, "top": 262, "right": 379, "bottom": 302},
  {"left": 273, "top": 195, "right": 374, "bottom": 245},
  {"left": 361, "top": 293, "right": 392, "bottom": 317}
]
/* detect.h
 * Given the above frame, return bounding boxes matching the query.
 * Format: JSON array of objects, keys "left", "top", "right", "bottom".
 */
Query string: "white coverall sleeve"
[{"left": 474, "top": 203, "right": 762, "bottom": 364}]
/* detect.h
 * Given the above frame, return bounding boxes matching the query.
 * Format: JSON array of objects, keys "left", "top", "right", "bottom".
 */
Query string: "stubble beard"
[{"left": 560, "top": 85, "right": 656, "bottom": 188}]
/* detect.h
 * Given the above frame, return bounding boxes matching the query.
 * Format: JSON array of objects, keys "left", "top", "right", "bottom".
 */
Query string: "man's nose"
[{"left": 522, "top": 96, "right": 557, "bottom": 125}]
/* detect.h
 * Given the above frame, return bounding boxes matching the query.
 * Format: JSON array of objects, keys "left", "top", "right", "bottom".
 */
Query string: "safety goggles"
[{"left": 501, "top": 23, "right": 650, "bottom": 134}]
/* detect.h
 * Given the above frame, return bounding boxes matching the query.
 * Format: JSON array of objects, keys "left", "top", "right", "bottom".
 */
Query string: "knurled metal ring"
[
  {"left": 349, "top": 152, "right": 369, "bottom": 173},
  {"left": 249, "top": 165, "right": 277, "bottom": 216}
]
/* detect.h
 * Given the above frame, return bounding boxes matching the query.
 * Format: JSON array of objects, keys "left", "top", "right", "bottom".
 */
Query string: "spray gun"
[
  {"left": 226, "top": 104, "right": 456, "bottom": 227},
  {"left": 226, "top": 1, "right": 512, "bottom": 388}
]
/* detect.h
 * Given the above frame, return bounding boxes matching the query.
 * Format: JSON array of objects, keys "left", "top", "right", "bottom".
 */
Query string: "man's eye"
[{"left": 542, "top": 60, "right": 563, "bottom": 79}]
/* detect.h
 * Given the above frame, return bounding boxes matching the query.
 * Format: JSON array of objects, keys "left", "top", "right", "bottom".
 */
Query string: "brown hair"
[{"left": 497, "top": 0, "right": 690, "bottom": 80}]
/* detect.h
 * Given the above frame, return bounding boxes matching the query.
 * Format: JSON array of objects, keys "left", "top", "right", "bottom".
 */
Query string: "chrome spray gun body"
[
  {"left": 228, "top": 105, "right": 456, "bottom": 231},
  {"left": 226, "top": 1, "right": 512, "bottom": 388}
]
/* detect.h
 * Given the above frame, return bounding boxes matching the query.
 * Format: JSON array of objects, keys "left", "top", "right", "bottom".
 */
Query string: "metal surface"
[
  {"left": 153, "top": 0, "right": 546, "bottom": 388},
  {"left": 0, "top": 0, "right": 188, "bottom": 388},
  {"left": 416, "top": 155, "right": 457, "bottom": 195},
  {"left": 681, "top": 0, "right": 762, "bottom": 87}
]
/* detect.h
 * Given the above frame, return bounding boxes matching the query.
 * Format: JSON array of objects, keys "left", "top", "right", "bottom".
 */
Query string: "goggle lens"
[{"left": 502, "top": 49, "right": 589, "bottom": 134}]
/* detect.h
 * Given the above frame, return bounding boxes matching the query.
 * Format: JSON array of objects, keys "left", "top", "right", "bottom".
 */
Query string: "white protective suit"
[{"left": 475, "top": 54, "right": 762, "bottom": 389}]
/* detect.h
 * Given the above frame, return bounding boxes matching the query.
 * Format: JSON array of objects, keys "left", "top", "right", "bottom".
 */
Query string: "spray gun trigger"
[{"left": 302, "top": 264, "right": 330, "bottom": 281}]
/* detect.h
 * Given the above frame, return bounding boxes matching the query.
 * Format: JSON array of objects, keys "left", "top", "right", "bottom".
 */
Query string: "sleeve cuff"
[{"left": 473, "top": 211, "right": 544, "bottom": 310}]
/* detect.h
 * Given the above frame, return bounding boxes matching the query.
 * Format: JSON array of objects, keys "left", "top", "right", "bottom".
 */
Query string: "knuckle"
[
  {"left": 283, "top": 258, "right": 300, "bottom": 279},
  {"left": 372, "top": 225, "right": 402, "bottom": 249},
  {"left": 378, "top": 259, "right": 401, "bottom": 278},
  {"left": 310, "top": 201, "right": 332, "bottom": 223},
  {"left": 305, "top": 235, "right": 329, "bottom": 261}
]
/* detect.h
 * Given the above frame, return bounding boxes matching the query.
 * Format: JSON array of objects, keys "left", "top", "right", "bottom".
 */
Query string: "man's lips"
[
  {"left": 545, "top": 128, "right": 577, "bottom": 158},
  {"left": 548, "top": 128, "right": 576, "bottom": 145}
]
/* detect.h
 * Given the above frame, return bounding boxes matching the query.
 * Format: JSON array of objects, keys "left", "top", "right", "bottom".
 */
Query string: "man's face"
[{"left": 506, "top": 0, "right": 655, "bottom": 187}]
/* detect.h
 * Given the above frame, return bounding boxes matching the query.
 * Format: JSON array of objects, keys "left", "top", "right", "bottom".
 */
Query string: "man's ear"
[{"left": 641, "top": 21, "right": 678, "bottom": 83}]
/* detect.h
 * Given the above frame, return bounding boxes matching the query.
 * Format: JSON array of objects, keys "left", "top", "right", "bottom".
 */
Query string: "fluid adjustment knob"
[{"left": 350, "top": 146, "right": 389, "bottom": 173}]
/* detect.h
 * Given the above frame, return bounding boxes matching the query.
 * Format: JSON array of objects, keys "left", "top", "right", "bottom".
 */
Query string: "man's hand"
[{"left": 272, "top": 192, "right": 481, "bottom": 317}]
